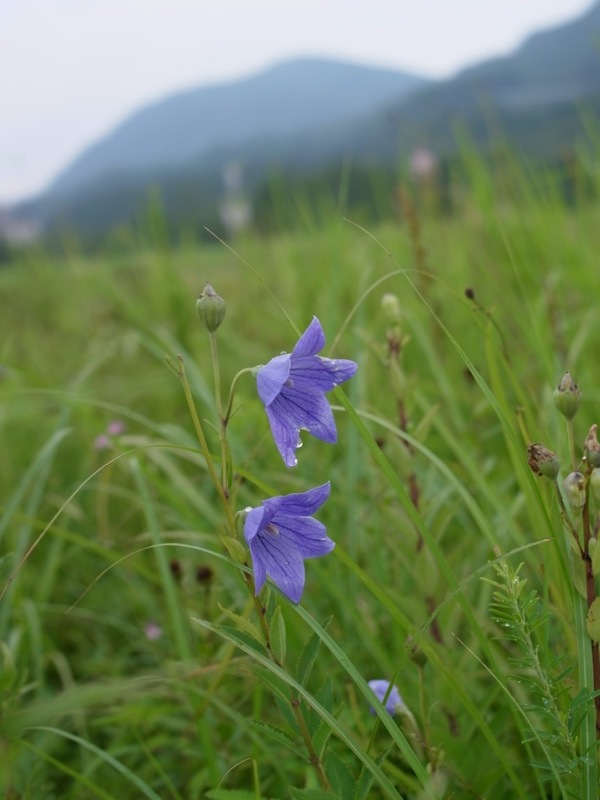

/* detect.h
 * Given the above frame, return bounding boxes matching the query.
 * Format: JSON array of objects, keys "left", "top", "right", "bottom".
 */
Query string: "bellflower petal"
[
  {"left": 256, "top": 354, "right": 291, "bottom": 407},
  {"left": 244, "top": 482, "right": 333, "bottom": 603},
  {"left": 292, "top": 316, "right": 326, "bottom": 358},
  {"left": 257, "top": 317, "right": 358, "bottom": 466}
]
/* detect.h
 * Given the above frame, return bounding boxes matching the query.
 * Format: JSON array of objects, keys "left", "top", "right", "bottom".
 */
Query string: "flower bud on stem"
[
  {"left": 196, "top": 283, "right": 226, "bottom": 333},
  {"left": 553, "top": 372, "right": 582, "bottom": 421},
  {"left": 527, "top": 443, "right": 560, "bottom": 480},
  {"left": 584, "top": 424, "right": 600, "bottom": 469}
]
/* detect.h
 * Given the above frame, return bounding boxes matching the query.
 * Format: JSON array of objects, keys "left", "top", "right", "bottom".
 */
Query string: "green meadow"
[{"left": 2, "top": 150, "right": 600, "bottom": 799}]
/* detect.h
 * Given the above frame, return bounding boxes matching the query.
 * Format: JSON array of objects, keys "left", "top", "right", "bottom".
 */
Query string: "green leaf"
[
  {"left": 30, "top": 726, "right": 164, "bottom": 800},
  {"left": 326, "top": 752, "right": 357, "bottom": 798},
  {"left": 274, "top": 693, "right": 300, "bottom": 732},
  {"left": 592, "top": 538, "right": 600, "bottom": 578},
  {"left": 586, "top": 598, "right": 600, "bottom": 643},
  {"left": 354, "top": 748, "right": 391, "bottom": 800},
  {"left": 295, "top": 622, "right": 330, "bottom": 687},
  {"left": 247, "top": 719, "right": 304, "bottom": 758},
  {"left": 206, "top": 791, "right": 262, "bottom": 800},
  {"left": 215, "top": 624, "right": 266, "bottom": 656},
  {"left": 191, "top": 615, "right": 405, "bottom": 799},
  {"left": 220, "top": 534, "right": 247, "bottom": 564},
  {"left": 270, "top": 605, "right": 287, "bottom": 665},
  {"left": 312, "top": 716, "right": 334, "bottom": 760},
  {"left": 289, "top": 789, "right": 342, "bottom": 800},
  {"left": 218, "top": 603, "right": 265, "bottom": 647},
  {"left": 307, "top": 677, "right": 334, "bottom": 737},
  {"left": 0, "top": 641, "right": 16, "bottom": 693},
  {"left": 250, "top": 663, "right": 291, "bottom": 704}
]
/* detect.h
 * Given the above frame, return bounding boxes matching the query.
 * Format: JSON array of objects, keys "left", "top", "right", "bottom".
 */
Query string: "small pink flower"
[
  {"left": 107, "top": 420, "right": 125, "bottom": 436},
  {"left": 144, "top": 622, "right": 162, "bottom": 641},
  {"left": 94, "top": 434, "right": 111, "bottom": 451}
]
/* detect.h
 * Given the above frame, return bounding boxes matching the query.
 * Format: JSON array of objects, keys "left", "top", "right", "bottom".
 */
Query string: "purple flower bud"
[{"left": 367, "top": 679, "right": 405, "bottom": 715}]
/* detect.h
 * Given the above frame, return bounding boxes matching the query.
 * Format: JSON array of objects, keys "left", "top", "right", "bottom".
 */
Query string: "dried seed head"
[{"left": 527, "top": 442, "right": 559, "bottom": 480}]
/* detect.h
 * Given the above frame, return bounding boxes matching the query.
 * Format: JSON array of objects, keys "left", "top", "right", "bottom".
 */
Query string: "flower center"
[{"left": 264, "top": 523, "right": 279, "bottom": 537}]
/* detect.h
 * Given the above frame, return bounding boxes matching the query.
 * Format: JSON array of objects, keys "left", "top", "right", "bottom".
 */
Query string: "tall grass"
[{"left": 1, "top": 145, "right": 600, "bottom": 797}]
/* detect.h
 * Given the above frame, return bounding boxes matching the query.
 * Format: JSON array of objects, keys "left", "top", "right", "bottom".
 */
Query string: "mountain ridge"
[{"left": 47, "top": 57, "right": 427, "bottom": 198}]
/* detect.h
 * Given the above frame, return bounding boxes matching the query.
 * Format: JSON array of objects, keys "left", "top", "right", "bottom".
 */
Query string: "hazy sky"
[{"left": 0, "top": 0, "right": 594, "bottom": 204}]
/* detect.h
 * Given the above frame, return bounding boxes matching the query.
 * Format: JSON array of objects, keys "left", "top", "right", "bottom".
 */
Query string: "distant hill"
[
  {"left": 15, "top": 1, "right": 600, "bottom": 238},
  {"left": 356, "top": 0, "right": 600, "bottom": 158},
  {"left": 44, "top": 59, "right": 426, "bottom": 198}
]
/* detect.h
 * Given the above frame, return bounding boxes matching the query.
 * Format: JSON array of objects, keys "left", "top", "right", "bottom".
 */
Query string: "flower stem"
[
  {"left": 290, "top": 694, "right": 332, "bottom": 791},
  {"left": 241, "top": 573, "right": 331, "bottom": 790},
  {"left": 567, "top": 418, "right": 578, "bottom": 472},
  {"left": 224, "top": 367, "right": 256, "bottom": 424},
  {"left": 176, "top": 356, "right": 236, "bottom": 534},
  {"left": 581, "top": 472, "right": 600, "bottom": 738},
  {"left": 208, "top": 332, "right": 231, "bottom": 497},
  {"left": 554, "top": 479, "right": 583, "bottom": 554},
  {"left": 242, "top": 571, "right": 274, "bottom": 656}
]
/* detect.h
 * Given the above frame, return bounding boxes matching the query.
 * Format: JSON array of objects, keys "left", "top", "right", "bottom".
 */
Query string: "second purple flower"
[
  {"left": 256, "top": 317, "right": 358, "bottom": 467},
  {"left": 243, "top": 482, "right": 334, "bottom": 603}
]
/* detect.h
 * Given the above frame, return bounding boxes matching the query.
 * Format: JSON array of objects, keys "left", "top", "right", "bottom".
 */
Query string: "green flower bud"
[
  {"left": 527, "top": 442, "right": 559, "bottom": 480},
  {"left": 590, "top": 469, "right": 600, "bottom": 506},
  {"left": 564, "top": 471, "right": 586, "bottom": 510},
  {"left": 584, "top": 424, "right": 600, "bottom": 468},
  {"left": 553, "top": 372, "right": 581, "bottom": 420},
  {"left": 381, "top": 293, "right": 402, "bottom": 324},
  {"left": 196, "top": 283, "right": 226, "bottom": 332}
]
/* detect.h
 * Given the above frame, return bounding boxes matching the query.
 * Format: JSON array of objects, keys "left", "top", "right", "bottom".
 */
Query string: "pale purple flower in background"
[
  {"left": 244, "top": 482, "right": 333, "bottom": 603},
  {"left": 256, "top": 317, "right": 357, "bottom": 467},
  {"left": 94, "top": 420, "right": 126, "bottom": 451},
  {"left": 144, "top": 622, "right": 163, "bottom": 641},
  {"left": 94, "top": 434, "right": 111, "bottom": 451},
  {"left": 368, "top": 680, "right": 405, "bottom": 715},
  {"left": 107, "top": 420, "right": 125, "bottom": 436}
]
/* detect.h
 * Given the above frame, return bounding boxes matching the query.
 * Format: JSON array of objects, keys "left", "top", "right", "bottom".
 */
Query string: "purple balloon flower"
[
  {"left": 368, "top": 680, "right": 405, "bottom": 715},
  {"left": 244, "top": 482, "right": 334, "bottom": 603},
  {"left": 257, "top": 317, "right": 358, "bottom": 467}
]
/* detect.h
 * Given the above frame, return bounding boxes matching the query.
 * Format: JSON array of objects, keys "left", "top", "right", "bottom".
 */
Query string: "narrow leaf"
[
  {"left": 270, "top": 605, "right": 287, "bottom": 665},
  {"left": 218, "top": 603, "right": 265, "bottom": 647}
]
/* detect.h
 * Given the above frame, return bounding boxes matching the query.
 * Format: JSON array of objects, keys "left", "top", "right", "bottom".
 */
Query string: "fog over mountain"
[{"left": 12, "top": 0, "right": 600, "bottom": 238}]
